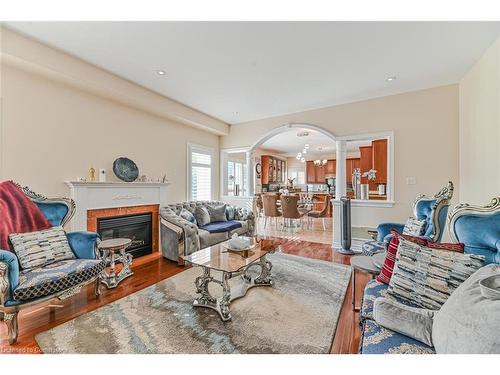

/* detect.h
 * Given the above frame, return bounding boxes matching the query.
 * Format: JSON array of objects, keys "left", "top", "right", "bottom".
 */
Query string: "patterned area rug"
[{"left": 35, "top": 253, "right": 351, "bottom": 354}]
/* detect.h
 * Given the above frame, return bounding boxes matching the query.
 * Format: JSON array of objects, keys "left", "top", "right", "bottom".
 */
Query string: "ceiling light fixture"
[
  {"left": 314, "top": 159, "right": 328, "bottom": 167},
  {"left": 386, "top": 76, "right": 396, "bottom": 82},
  {"left": 297, "top": 131, "right": 309, "bottom": 137},
  {"left": 156, "top": 70, "right": 166, "bottom": 76}
]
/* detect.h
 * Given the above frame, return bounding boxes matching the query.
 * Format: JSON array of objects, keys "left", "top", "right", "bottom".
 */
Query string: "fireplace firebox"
[{"left": 97, "top": 213, "right": 153, "bottom": 258}]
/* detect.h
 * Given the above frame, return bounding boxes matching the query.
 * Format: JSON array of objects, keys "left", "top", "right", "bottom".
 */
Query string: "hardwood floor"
[{"left": 0, "top": 239, "right": 370, "bottom": 354}]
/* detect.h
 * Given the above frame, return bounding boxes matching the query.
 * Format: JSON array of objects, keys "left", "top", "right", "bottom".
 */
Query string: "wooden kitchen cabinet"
[
  {"left": 345, "top": 158, "right": 360, "bottom": 183},
  {"left": 326, "top": 159, "right": 336, "bottom": 174},
  {"left": 372, "top": 139, "right": 387, "bottom": 184},
  {"left": 261, "top": 155, "right": 286, "bottom": 184},
  {"left": 315, "top": 165, "right": 326, "bottom": 182},
  {"left": 306, "top": 161, "right": 316, "bottom": 183}
]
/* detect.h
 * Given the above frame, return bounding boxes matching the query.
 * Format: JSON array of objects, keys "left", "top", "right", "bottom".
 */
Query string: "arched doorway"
[{"left": 245, "top": 123, "right": 345, "bottom": 198}]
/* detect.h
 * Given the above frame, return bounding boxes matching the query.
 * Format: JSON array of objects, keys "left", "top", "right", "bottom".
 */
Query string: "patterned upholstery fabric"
[
  {"left": 361, "top": 240, "right": 386, "bottom": 256},
  {"left": 360, "top": 319, "right": 435, "bottom": 354},
  {"left": 159, "top": 201, "right": 255, "bottom": 263},
  {"left": 9, "top": 226, "right": 75, "bottom": 271},
  {"left": 388, "top": 237, "right": 484, "bottom": 309},
  {"left": 13, "top": 259, "right": 105, "bottom": 301}
]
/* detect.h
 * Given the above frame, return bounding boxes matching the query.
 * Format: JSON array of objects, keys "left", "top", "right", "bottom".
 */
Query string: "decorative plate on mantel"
[{"left": 113, "top": 157, "right": 139, "bottom": 182}]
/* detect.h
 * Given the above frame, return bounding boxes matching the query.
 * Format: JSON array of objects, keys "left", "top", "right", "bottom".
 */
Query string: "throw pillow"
[
  {"left": 432, "top": 264, "right": 500, "bottom": 353},
  {"left": 206, "top": 204, "right": 227, "bottom": 223},
  {"left": 225, "top": 205, "right": 235, "bottom": 221},
  {"left": 9, "top": 226, "right": 75, "bottom": 271},
  {"left": 373, "top": 297, "right": 435, "bottom": 347},
  {"left": 403, "top": 217, "right": 427, "bottom": 236},
  {"left": 179, "top": 208, "right": 197, "bottom": 225},
  {"left": 376, "top": 230, "right": 427, "bottom": 284},
  {"left": 388, "top": 237, "right": 484, "bottom": 309},
  {"left": 194, "top": 206, "right": 210, "bottom": 227}
]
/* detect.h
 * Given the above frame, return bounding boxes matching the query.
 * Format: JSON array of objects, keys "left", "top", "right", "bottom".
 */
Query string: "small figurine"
[{"left": 89, "top": 167, "right": 96, "bottom": 182}]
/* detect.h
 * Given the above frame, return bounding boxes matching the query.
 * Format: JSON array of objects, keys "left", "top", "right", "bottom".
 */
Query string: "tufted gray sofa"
[{"left": 160, "top": 201, "right": 255, "bottom": 264}]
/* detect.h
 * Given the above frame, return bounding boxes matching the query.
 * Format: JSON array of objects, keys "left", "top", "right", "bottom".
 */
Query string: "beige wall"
[
  {"left": 0, "top": 28, "right": 221, "bottom": 202},
  {"left": 459, "top": 37, "right": 500, "bottom": 205},
  {"left": 222, "top": 85, "right": 460, "bottom": 226}
]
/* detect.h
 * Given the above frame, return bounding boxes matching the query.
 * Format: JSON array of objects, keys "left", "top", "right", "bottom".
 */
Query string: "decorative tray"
[{"left": 479, "top": 274, "right": 500, "bottom": 300}]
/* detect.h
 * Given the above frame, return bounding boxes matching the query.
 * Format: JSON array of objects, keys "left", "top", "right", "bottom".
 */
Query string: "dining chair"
[
  {"left": 281, "top": 195, "right": 307, "bottom": 230},
  {"left": 262, "top": 194, "right": 282, "bottom": 228},
  {"left": 307, "top": 194, "right": 331, "bottom": 230}
]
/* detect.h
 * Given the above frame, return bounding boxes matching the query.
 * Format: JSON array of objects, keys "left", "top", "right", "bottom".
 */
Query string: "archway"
[{"left": 244, "top": 123, "right": 346, "bottom": 198}]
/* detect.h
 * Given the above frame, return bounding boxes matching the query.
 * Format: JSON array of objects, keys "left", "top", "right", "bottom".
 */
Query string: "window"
[
  {"left": 227, "top": 159, "right": 248, "bottom": 196},
  {"left": 288, "top": 170, "right": 306, "bottom": 185},
  {"left": 188, "top": 144, "right": 214, "bottom": 201}
]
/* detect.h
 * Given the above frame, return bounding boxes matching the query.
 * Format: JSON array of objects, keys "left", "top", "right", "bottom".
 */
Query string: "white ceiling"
[
  {"left": 259, "top": 128, "right": 370, "bottom": 157},
  {"left": 5, "top": 22, "right": 500, "bottom": 124}
]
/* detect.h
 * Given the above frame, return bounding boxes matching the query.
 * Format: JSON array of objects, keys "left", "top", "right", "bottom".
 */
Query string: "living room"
[{"left": 1, "top": 1, "right": 499, "bottom": 372}]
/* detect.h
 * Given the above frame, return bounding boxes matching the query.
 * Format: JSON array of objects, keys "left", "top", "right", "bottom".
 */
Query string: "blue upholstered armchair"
[
  {"left": 0, "top": 184, "right": 105, "bottom": 344},
  {"left": 448, "top": 196, "right": 500, "bottom": 265},
  {"left": 362, "top": 181, "right": 454, "bottom": 255}
]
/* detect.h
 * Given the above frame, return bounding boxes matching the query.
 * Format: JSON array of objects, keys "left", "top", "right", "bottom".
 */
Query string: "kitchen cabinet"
[
  {"left": 261, "top": 155, "right": 286, "bottom": 184},
  {"left": 372, "top": 139, "right": 387, "bottom": 184},
  {"left": 306, "top": 161, "right": 316, "bottom": 183},
  {"left": 326, "top": 159, "right": 336, "bottom": 174},
  {"left": 346, "top": 158, "right": 360, "bottom": 183}
]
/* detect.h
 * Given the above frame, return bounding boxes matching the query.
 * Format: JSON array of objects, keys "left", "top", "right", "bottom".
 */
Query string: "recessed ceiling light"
[
  {"left": 386, "top": 76, "right": 397, "bottom": 82},
  {"left": 156, "top": 70, "right": 166, "bottom": 76}
]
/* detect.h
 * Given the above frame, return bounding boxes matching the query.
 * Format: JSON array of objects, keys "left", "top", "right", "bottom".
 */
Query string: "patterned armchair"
[
  {"left": 362, "top": 181, "right": 454, "bottom": 256},
  {"left": 0, "top": 184, "right": 105, "bottom": 344},
  {"left": 160, "top": 201, "right": 255, "bottom": 264}
]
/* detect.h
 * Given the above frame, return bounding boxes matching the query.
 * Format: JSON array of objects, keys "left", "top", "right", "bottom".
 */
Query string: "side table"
[
  {"left": 98, "top": 238, "right": 134, "bottom": 289},
  {"left": 350, "top": 255, "right": 382, "bottom": 311}
]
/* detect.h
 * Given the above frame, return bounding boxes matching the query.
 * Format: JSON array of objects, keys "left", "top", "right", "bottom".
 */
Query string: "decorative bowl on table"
[{"left": 224, "top": 236, "right": 256, "bottom": 252}]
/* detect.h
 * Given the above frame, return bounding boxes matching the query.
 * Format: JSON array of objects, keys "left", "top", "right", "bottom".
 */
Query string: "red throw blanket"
[{"left": 0, "top": 181, "right": 52, "bottom": 251}]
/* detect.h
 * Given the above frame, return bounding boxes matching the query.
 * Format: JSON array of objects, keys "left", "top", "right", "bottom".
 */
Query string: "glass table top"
[{"left": 182, "top": 237, "right": 281, "bottom": 273}]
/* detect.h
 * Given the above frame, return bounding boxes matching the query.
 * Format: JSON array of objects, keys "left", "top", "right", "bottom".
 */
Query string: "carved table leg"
[
  {"left": 193, "top": 267, "right": 216, "bottom": 306},
  {"left": 4, "top": 311, "right": 18, "bottom": 345},
  {"left": 219, "top": 272, "right": 232, "bottom": 321},
  {"left": 254, "top": 254, "right": 273, "bottom": 285},
  {"left": 0, "top": 312, "right": 4, "bottom": 321}
]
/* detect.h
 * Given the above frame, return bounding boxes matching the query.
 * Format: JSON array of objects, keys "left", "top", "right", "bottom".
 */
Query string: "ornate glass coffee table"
[{"left": 182, "top": 237, "right": 280, "bottom": 322}]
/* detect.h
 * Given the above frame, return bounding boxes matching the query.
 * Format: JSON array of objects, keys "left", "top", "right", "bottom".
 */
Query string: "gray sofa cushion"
[
  {"left": 194, "top": 206, "right": 210, "bottom": 227},
  {"left": 198, "top": 229, "right": 229, "bottom": 249},
  {"left": 374, "top": 297, "right": 435, "bottom": 347},
  {"left": 207, "top": 204, "right": 227, "bottom": 223},
  {"left": 432, "top": 264, "right": 500, "bottom": 353}
]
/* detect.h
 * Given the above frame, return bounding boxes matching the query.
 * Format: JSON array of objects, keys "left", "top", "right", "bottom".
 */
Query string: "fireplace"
[{"left": 97, "top": 213, "right": 153, "bottom": 258}]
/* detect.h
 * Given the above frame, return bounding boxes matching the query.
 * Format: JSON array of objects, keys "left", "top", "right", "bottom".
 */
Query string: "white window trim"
[{"left": 187, "top": 143, "right": 216, "bottom": 201}]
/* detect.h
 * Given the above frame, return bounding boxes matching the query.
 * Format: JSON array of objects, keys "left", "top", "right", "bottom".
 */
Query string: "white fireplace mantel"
[{"left": 65, "top": 181, "right": 170, "bottom": 231}]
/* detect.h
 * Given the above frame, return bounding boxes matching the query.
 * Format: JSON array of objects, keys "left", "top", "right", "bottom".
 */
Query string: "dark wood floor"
[{"left": 0, "top": 238, "right": 370, "bottom": 354}]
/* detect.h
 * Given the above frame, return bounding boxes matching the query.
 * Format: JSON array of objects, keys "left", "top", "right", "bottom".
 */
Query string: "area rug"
[{"left": 35, "top": 253, "right": 351, "bottom": 354}]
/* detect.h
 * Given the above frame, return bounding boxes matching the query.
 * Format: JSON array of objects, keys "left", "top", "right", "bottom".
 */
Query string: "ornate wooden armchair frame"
[{"left": 0, "top": 183, "right": 102, "bottom": 344}]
